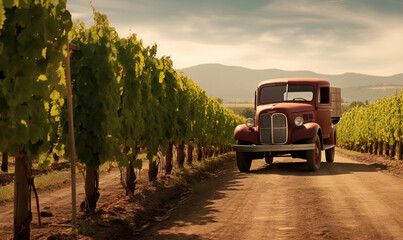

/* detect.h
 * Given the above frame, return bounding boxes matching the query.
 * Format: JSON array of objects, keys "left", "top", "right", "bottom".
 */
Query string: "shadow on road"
[
  {"left": 138, "top": 156, "right": 389, "bottom": 239},
  {"left": 138, "top": 154, "right": 402, "bottom": 240},
  {"left": 248, "top": 160, "right": 383, "bottom": 176},
  {"left": 137, "top": 160, "right": 249, "bottom": 239},
  {"left": 146, "top": 233, "right": 206, "bottom": 240}
]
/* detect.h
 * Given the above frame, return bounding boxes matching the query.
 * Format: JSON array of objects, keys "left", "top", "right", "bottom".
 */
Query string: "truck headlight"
[
  {"left": 245, "top": 118, "right": 254, "bottom": 128},
  {"left": 294, "top": 117, "right": 304, "bottom": 127}
]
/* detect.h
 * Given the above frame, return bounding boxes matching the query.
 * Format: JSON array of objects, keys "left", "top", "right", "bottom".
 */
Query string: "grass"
[
  {"left": 96, "top": 220, "right": 111, "bottom": 227},
  {"left": 191, "top": 182, "right": 211, "bottom": 193},
  {"left": 178, "top": 154, "right": 233, "bottom": 192},
  {"left": 1, "top": 156, "right": 15, "bottom": 174},
  {"left": 34, "top": 169, "right": 70, "bottom": 188},
  {"left": 0, "top": 152, "right": 149, "bottom": 202},
  {"left": 99, "top": 161, "right": 117, "bottom": 172},
  {"left": 78, "top": 221, "right": 94, "bottom": 236},
  {"left": 0, "top": 157, "right": 122, "bottom": 202},
  {"left": 173, "top": 175, "right": 185, "bottom": 186},
  {"left": 339, "top": 148, "right": 362, "bottom": 157},
  {"left": 0, "top": 183, "right": 14, "bottom": 201},
  {"left": 138, "top": 152, "right": 147, "bottom": 160},
  {"left": 0, "top": 153, "right": 233, "bottom": 203},
  {"left": 199, "top": 156, "right": 228, "bottom": 172},
  {"left": 5, "top": 165, "right": 15, "bottom": 175},
  {"left": 190, "top": 160, "right": 203, "bottom": 168},
  {"left": 0, "top": 169, "right": 71, "bottom": 202}
]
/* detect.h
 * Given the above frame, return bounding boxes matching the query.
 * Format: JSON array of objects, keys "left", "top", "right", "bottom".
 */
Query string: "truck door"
[{"left": 316, "top": 86, "right": 331, "bottom": 138}]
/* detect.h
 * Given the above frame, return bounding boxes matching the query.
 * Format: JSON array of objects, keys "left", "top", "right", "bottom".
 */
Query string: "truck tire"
[
  {"left": 325, "top": 147, "right": 335, "bottom": 163},
  {"left": 236, "top": 152, "right": 252, "bottom": 172},
  {"left": 236, "top": 140, "right": 252, "bottom": 172},
  {"left": 265, "top": 156, "right": 273, "bottom": 164},
  {"left": 306, "top": 135, "right": 321, "bottom": 171}
]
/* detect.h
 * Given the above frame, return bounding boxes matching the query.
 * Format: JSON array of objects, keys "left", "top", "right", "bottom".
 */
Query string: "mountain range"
[{"left": 179, "top": 64, "right": 403, "bottom": 103}]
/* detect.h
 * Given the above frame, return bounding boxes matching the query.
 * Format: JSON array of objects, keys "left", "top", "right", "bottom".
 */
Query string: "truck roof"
[{"left": 258, "top": 78, "right": 330, "bottom": 88}]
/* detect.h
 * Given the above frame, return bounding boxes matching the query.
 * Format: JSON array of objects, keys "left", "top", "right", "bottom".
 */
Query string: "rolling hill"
[{"left": 179, "top": 64, "right": 403, "bottom": 103}]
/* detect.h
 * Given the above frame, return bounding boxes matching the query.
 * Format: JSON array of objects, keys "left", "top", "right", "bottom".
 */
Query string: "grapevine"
[
  {"left": 0, "top": 3, "right": 244, "bottom": 237},
  {"left": 338, "top": 91, "right": 402, "bottom": 159},
  {"left": 0, "top": 0, "right": 71, "bottom": 238}
]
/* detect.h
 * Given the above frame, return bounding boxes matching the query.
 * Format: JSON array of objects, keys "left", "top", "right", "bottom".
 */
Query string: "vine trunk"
[{"left": 14, "top": 151, "right": 30, "bottom": 240}]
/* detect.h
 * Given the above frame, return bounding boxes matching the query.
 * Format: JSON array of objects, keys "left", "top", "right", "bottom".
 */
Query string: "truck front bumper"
[{"left": 232, "top": 144, "right": 315, "bottom": 152}]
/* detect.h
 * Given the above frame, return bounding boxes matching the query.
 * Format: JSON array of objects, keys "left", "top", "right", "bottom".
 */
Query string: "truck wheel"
[
  {"left": 306, "top": 135, "right": 321, "bottom": 171},
  {"left": 265, "top": 156, "right": 273, "bottom": 164},
  {"left": 236, "top": 152, "right": 252, "bottom": 172},
  {"left": 325, "top": 147, "right": 335, "bottom": 163}
]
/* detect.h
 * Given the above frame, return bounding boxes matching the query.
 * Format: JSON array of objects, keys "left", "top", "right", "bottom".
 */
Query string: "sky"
[{"left": 66, "top": 0, "right": 403, "bottom": 76}]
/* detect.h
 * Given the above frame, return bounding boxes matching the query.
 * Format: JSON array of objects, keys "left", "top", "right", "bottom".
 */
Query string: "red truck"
[{"left": 233, "top": 78, "right": 341, "bottom": 172}]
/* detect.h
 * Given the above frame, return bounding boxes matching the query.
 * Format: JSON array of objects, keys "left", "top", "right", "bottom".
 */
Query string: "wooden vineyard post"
[
  {"left": 14, "top": 152, "right": 30, "bottom": 239},
  {"left": 165, "top": 142, "right": 173, "bottom": 174},
  {"left": 1, "top": 152, "right": 7, "bottom": 172},
  {"left": 65, "top": 43, "right": 79, "bottom": 226},
  {"left": 177, "top": 141, "right": 185, "bottom": 169},
  {"left": 197, "top": 143, "right": 203, "bottom": 162},
  {"left": 186, "top": 144, "right": 193, "bottom": 165}
]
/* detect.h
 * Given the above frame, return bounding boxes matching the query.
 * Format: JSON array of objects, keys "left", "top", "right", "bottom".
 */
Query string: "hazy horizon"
[
  {"left": 179, "top": 63, "right": 403, "bottom": 78},
  {"left": 67, "top": 0, "right": 403, "bottom": 76},
  {"left": 180, "top": 64, "right": 403, "bottom": 103}
]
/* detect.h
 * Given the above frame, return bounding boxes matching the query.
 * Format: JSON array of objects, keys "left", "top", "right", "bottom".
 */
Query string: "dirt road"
[{"left": 139, "top": 152, "right": 403, "bottom": 240}]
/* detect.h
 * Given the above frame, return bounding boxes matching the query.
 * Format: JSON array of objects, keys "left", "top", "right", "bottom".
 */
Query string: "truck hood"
[{"left": 256, "top": 102, "right": 314, "bottom": 116}]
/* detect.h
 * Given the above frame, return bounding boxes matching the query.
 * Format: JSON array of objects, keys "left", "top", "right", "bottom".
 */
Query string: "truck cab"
[{"left": 233, "top": 78, "right": 341, "bottom": 172}]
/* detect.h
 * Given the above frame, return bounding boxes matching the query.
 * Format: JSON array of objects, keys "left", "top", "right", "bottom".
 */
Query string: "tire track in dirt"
[
  {"left": 1, "top": 152, "right": 402, "bottom": 239},
  {"left": 317, "top": 155, "right": 403, "bottom": 239},
  {"left": 139, "top": 151, "right": 403, "bottom": 240}
]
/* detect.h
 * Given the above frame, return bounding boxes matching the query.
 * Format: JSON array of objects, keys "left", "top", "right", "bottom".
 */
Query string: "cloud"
[
  {"left": 66, "top": 1, "right": 93, "bottom": 23},
  {"left": 66, "top": 0, "right": 403, "bottom": 75}
]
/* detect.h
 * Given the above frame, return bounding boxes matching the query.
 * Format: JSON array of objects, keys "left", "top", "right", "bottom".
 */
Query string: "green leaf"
[
  {"left": 37, "top": 74, "right": 47, "bottom": 81},
  {"left": 133, "top": 158, "right": 142, "bottom": 169},
  {"left": 28, "top": 123, "right": 42, "bottom": 143},
  {"left": 3, "top": 0, "right": 15, "bottom": 8},
  {"left": 15, "top": 123, "right": 29, "bottom": 144}
]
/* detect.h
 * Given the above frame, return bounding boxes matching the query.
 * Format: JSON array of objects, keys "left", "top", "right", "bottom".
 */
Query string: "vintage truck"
[{"left": 233, "top": 78, "right": 341, "bottom": 172}]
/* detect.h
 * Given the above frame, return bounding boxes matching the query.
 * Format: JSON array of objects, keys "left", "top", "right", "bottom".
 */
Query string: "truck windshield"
[{"left": 259, "top": 84, "right": 314, "bottom": 104}]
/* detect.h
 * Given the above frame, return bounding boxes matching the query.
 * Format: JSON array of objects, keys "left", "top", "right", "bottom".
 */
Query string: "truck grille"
[{"left": 259, "top": 113, "right": 287, "bottom": 144}]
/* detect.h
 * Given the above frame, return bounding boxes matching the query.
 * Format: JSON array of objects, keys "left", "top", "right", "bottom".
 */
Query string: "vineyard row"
[
  {"left": 0, "top": 1, "right": 243, "bottom": 238},
  {"left": 337, "top": 90, "right": 403, "bottom": 160}
]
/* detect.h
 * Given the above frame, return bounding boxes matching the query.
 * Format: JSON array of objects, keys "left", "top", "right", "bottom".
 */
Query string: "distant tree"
[
  {"left": 341, "top": 104, "right": 350, "bottom": 114},
  {"left": 216, "top": 98, "right": 223, "bottom": 104},
  {"left": 241, "top": 108, "right": 254, "bottom": 118},
  {"left": 342, "top": 101, "right": 369, "bottom": 114},
  {"left": 350, "top": 101, "right": 365, "bottom": 108}
]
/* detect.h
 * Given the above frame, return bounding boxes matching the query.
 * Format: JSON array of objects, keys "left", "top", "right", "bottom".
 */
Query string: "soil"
[
  {"left": 139, "top": 150, "right": 403, "bottom": 240},
  {"left": 336, "top": 148, "right": 403, "bottom": 177},
  {"left": 0, "top": 173, "right": 13, "bottom": 186},
  {"left": 0, "top": 160, "right": 71, "bottom": 186},
  {"left": 0, "top": 151, "right": 403, "bottom": 239},
  {"left": 0, "top": 155, "right": 231, "bottom": 239}
]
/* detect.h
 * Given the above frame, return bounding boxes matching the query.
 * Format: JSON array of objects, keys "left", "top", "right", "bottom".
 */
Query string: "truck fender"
[
  {"left": 324, "top": 124, "right": 337, "bottom": 145},
  {"left": 290, "top": 122, "right": 321, "bottom": 145},
  {"left": 234, "top": 124, "right": 260, "bottom": 144}
]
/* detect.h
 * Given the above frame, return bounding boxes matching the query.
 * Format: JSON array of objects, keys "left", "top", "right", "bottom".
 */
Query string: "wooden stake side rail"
[
  {"left": 330, "top": 87, "right": 341, "bottom": 118},
  {"left": 65, "top": 42, "right": 80, "bottom": 227}
]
